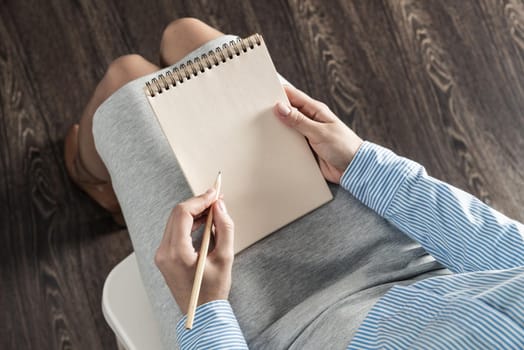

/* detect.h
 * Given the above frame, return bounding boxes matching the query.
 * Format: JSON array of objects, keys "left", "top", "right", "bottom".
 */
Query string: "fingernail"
[
  {"left": 276, "top": 102, "right": 291, "bottom": 117},
  {"left": 218, "top": 199, "right": 227, "bottom": 213},
  {"left": 206, "top": 188, "right": 215, "bottom": 195}
]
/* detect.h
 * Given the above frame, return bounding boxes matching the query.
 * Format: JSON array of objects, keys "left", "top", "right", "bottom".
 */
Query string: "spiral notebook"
[{"left": 144, "top": 34, "right": 333, "bottom": 253}]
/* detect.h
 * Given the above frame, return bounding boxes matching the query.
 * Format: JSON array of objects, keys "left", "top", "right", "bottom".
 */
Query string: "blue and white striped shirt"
[{"left": 176, "top": 141, "right": 524, "bottom": 349}]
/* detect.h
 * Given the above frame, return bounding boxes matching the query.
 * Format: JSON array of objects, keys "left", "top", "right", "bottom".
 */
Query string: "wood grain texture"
[{"left": 0, "top": 0, "right": 523, "bottom": 349}]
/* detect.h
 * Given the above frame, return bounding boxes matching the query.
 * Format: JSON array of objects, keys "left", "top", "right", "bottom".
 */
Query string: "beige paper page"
[{"left": 147, "top": 38, "right": 333, "bottom": 253}]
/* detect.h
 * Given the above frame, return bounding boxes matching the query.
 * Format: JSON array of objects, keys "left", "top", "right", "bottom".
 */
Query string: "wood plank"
[
  {"left": 0, "top": 1, "right": 133, "bottom": 349},
  {"left": 383, "top": 0, "right": 524, "bottom": 220},
  {"left": 0, "top": 0, "right": 523, "bottom": 349}
]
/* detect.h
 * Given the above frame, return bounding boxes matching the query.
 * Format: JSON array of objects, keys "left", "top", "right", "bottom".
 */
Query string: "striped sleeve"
[
  {"left": 176, "top": 300, "right": 248, "bottom": 350},
  {"left": 340, "top": 141, "right": 524, "bottom": 273}
]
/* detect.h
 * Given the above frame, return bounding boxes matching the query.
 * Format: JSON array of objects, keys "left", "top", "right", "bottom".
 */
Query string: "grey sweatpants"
[{"left": 93, "top": 35, "right": 447, "bottom": 349}]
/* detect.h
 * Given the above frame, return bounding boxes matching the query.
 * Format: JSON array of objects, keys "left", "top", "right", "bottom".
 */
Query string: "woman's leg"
[
  {"left": 65, "top": 55, "right": 159, "bottom": 220},
  {"left": 65, "top": 18, "right": 223, "bottom": 220},
  {"left": 159, "top": 18, "right": 224, "bottom": 66}
]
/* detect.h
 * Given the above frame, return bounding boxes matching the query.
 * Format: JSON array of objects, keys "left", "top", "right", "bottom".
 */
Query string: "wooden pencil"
[{"left": 185, "top": 171, "right": 222, "bottom": 329}]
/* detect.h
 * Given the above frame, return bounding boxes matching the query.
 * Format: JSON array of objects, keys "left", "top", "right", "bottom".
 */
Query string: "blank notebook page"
[{"left": 146, "top": 36, "right": 333, "bottom": 253}]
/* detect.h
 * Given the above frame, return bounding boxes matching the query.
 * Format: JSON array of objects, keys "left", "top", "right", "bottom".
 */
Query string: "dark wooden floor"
[{"left": 1, "top": 0, "right": 523, "bottom": 349}]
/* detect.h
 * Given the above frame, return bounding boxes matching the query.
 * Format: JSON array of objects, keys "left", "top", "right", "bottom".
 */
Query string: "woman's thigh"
[{"left": 93, "top": 34, "right": 443, "bottom": 349}]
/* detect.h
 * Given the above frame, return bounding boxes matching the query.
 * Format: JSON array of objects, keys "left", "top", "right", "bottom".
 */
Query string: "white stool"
[{"left": 102, "top": 253, "right": 164, "bottom": 350}]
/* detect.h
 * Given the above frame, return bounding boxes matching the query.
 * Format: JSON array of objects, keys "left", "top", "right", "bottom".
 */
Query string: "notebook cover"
[{"left": 147, "top": 38, "right": 333, "bottom": 253}]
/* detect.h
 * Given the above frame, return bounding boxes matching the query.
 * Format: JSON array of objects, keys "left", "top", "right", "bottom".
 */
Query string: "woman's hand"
[
  {"left": 274, "top": 85, "right": 363, "bottom": 184},
  {"left": 155, "top": 188, "right": 235, "bottom": 314}
]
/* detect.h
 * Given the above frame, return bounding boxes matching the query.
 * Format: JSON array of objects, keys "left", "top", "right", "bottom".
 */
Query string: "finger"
[
  {"left": 170, "top": 205, "right": 198, "bottom": 256},
  {"left": 178, "top": 188, "right": 217, "bottom": 217},
  {"left": 274, "top": 101, "right": 321, "bottom": 140},
  {"left": 283, "top": 85, "right": 335, "bottom": 123},
  {"left": 209, "top": 199, "right": 234, "bottom": 263},
  {"left": 169, "top": 189, "right": 216, "bottom": 256},
  {"left": 154, "top": 205, "right": 197, "bottom": 269}
]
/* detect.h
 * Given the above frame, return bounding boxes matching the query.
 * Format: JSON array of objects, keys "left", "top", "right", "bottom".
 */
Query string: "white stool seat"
[{"left": 102, "top": 253, "right": 163, "bottom": 350}]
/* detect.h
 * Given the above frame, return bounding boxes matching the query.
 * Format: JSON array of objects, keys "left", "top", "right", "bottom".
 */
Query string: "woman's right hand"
[
  {"left": 274, "top": 85, "right": 363, "bottom": 184},
  {"left": 155, "top": 189, "right": 234, "bottom": 314}
]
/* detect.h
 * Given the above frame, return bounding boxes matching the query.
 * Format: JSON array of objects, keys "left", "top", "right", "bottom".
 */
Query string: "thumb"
[
  {"left": 211, "top": 199, "right": 234, "bottom": 262},
  {"left": 274, "top": 101, "right": 320, "bottom": 139}
]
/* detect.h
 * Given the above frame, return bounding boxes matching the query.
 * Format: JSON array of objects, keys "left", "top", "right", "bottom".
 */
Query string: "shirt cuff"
[
  {"left": 340, "top": 141, "right": 422, "bottom": 216},
  {"left": 176, "top": 300, "right": 247, "bottom": 349}
]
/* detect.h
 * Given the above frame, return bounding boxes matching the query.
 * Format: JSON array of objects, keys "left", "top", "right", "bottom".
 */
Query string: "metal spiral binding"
[{"left": 145, "top": 33, "right": 262, "bottom": 97}]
